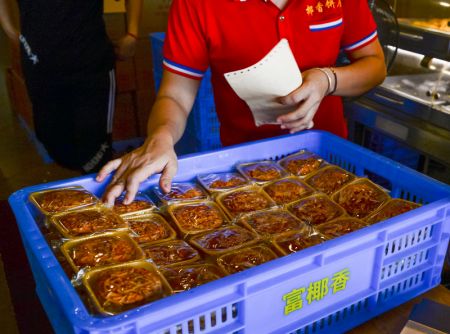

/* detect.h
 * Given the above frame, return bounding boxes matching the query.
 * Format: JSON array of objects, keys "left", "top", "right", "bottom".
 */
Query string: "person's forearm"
[
  {"left": 145, "top": 96, "right": 190, "bottom": 146},
  {"left": 321, "top": 39, "right": 387, "bottom": 97},
  {"left": 125, "top": 0, "right": 142, "bottom": 37},
  {"left": 333, "top": 55, "right": 386, "bottom": 97},
  {"left": 0, "top": 0, "right": 19, "bottom": 40},
  {"left": 145, "top": 70, "right": 200, "bottom": 147}
]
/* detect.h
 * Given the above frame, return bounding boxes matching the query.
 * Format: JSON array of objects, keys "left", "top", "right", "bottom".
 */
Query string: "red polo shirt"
[{"left": 163, "top": 0, "right": 378, "bottom": 146}]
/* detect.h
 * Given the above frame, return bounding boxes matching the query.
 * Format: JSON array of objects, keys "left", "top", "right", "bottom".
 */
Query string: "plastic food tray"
[{"left": 9, "top": 130, "right": 450, "bottom": 334}]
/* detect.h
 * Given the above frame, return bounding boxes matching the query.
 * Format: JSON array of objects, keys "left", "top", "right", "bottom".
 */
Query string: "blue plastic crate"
[
  {"left": 9, "top": 130, "right": 450, "bottom": 334},
  {"left": 150, "top": 32, "right": 222, "bottom": 155}
]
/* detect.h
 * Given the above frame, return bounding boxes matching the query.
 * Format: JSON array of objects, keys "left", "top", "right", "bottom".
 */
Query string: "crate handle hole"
[
  {"left": 210, "top": 311, "right": 217, "bottom": 327},
  {"left": 200, "top": 316, "right": 206, "bottom": 330}
]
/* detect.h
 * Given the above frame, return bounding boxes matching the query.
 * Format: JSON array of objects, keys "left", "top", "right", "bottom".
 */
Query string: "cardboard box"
[
  {"left": 112, "top": 92, "right": 139, "bottom": 140},
  {"left": 135, "top": 89, "right": 156, "bottom": 137},
  {"left": 132, "top": 0, "right": 172, "bottom": 38},
  {"left": 104, "top": 0, "right": 126, "bottom": 13},
  {"left": 115, "top": 57, "right": 136, "bottom": 93},
  {"left": 134, "top": 38, "right": 154, "bottom": 90},
  {"left": 106, "top": 0, "right": 172, "bottom": 39}
]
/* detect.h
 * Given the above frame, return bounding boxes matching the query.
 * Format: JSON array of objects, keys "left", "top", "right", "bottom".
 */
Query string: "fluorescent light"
[{"left": 439, "top": 2, "right": 450, "bottom": 7}]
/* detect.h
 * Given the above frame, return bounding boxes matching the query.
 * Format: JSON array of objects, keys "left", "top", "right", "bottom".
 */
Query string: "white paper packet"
[{"left": 224, "top": 39, "right": 302, "bottom": 126}]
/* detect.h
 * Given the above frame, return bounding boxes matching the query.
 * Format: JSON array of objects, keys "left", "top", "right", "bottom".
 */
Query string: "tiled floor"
[{"left": 0, "top": 30, "right": 78, "bottom": 333}]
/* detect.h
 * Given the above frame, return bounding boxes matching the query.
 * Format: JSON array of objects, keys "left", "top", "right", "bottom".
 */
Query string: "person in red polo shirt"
[{"left": 98, "top": 0, "right": 386, "bottom": 204}]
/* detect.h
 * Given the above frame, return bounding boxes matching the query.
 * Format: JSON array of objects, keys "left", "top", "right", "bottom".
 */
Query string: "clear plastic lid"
[
  {"left": 216, "top": 185, "right": 276, "bottom": 218},
  {"left": 29, "top": 186, "right": 98, "bottom": 215},
  {"left": 112, "top": 192, "right": 156, "bottom": 217},
  {"left": 332, "top": 178, "right": 391, "bottom": 219},
  {"left": 237, "top": 208, "right": 306, "bottom": 239},
  {"left": 125, "top": 213, "right": 177, "bottom": 244},
  {"left": 189, "top": 225, "right": 259, "bottom": 256},
  {"left": 217, "top": 244, "right": 278, "bottom": 275},
  {"left": 287, "top": 193, "right": 346, "bottom": 226},
  {"left": 140, "top": 239, "right": 201, "bottom": 267},
  {"left": 316, "top": 217, "right": 368, "bottom": 239},
  {"left": 262, "top": 176, "right": 315, "bottom": 205},
  {"left": 152, "top": 182, "right": 208, "bottom": 205},
  {"left": 305, "top": 165, "right": 356, "bottom": 195},
  {"left": 161, "top": 263, "right": 225, "bottom": 293},
  {"left": 82, "top": 260, "right": 172, "bottom": 315},
  {"left": 277, "top": 149, "right": 325, "bottom": 177},
  {"left": 50, "top": 206, "right": 127, "bottom": 239},
  {"left": 168, "top": 201, "right": 229, "bottom": 237},
  {"left": 61, "top": 230, "right": 144, "bottom": 274},
  {"left": 237, "top": 160, "right": 288, "bottom": 184},
  {"left": 272, "top": 228, "right": 327, "bottom": 255},
  {"left": 197, "top": 172, "right": 249, "bottom": 193},
  {"left": 365, "top": 198, "right": 420, "bottom": 225}
]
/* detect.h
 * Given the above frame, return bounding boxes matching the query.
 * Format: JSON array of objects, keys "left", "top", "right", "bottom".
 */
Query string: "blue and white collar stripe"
[
  {"left": 163, "top": 58, "right": 205, "bottom": 78},
  {"left": 344, "top": 30, "right": 378, "bottom": 51},
  {"left": 309, "top": 18, "right": 343, "bottom": 31}
]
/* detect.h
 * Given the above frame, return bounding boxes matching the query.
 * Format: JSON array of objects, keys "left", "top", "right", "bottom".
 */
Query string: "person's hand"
[
  {"left": 113, "top": 34, "right": 137, "bottom": 61},
  {"left": 277, "top": 68, "right": 330, "bottom": 133},
  {"left": 96, "top": 138, "right": 178, "bottom": 206}
]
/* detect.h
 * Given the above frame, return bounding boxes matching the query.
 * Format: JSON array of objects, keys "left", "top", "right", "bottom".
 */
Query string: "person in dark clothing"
[{"left": 0, "top": 0, "right": 142, "bottom": 172}]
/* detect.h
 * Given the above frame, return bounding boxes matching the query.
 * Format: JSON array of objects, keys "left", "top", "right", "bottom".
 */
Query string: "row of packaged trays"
[
  {"left": 29, "top": 149, "right": 361, "bottom": 216},
  {"left": 27, "top": 150, "right": 421, "bottom": 315},
  {"left": 52, "top": 193, "right": 419, "bottom": 272},
  {"left": 32, "top": 176, "right": 419, "bottom": 241},
  {"left": 55, "top": 201, "right": 417, "bottom": 316}
]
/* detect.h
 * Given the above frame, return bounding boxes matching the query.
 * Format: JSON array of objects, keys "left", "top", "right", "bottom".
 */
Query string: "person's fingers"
[
  {"left": 102, "top": 180, "right": 125, "bottom": 206},
  {"left": 122, "top": 167, "right": 154, "bottom": 204},
  {"left": 96, "top": 158, "right": 122, "bottom": 182},
  {"left": 110, "top": 154, "right": 138, "bottom": 183},
  {"left": 278, "top": 107, "right": 309, "bottom": 125},
  {"left": 159, "top": 159, "right": 178, "bottom": 193},
  {"left": 122, "top": 180, "right": 140, "bottom": 205},
  {"left": 284, "top": 121, "right": 310, "bottom": 133},
  {"left": 103, "top": 163, "right": 148, "bottom": 205},
  {"left": 277, "top": 88, "right": 317, "bottom": 124},
  {"left": 289, "top": 119, "right": 315, "bottom": 133},
  {"left": 280, "top": 98, "right": 318, "bottom": 131},
  {"left": 279, "top": 94, "right": 318, "bottom": 125},
  {"left": 277, "top": 98, "right": 320, "bottom": 129},
  {"left": 285, "top": 112, "right": 316, "bottom": 133},
  {"left": 279, "top": 86, "right": 308, "bottom": 106}
]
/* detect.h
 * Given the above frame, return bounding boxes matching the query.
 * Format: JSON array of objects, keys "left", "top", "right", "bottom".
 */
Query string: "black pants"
[{"left": 25, "top": 69, "right": 116, "bottom": 173}]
